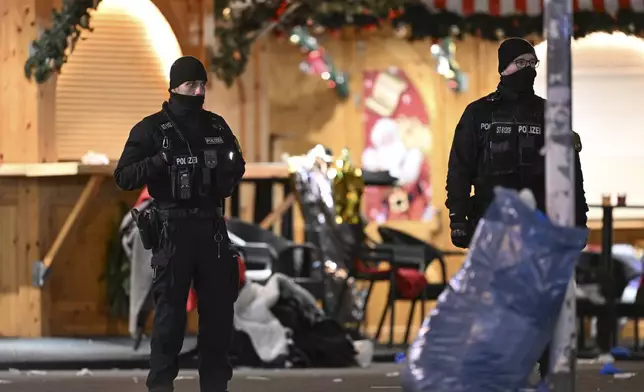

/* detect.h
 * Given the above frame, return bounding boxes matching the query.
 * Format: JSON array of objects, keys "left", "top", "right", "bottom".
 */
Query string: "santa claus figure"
[{"left": 362, "top": 117, "right": 432, "bottom": 221}]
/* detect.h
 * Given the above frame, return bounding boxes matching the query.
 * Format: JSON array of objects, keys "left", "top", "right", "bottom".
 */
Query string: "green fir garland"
[
  {"left": 24, "top": 0, "right": 100, "bottom": 83},
  {"left": 25, "top": 0, "right": 644, "bottom": 89}
]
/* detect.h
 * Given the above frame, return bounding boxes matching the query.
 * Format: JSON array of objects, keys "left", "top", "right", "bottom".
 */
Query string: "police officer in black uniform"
[
  {"left": 446, "top": 37, "right": 588, "bottom": 246},
  {"left": 445, "top": 38, "right": 589, "bottom": 379},
  {"left": 114, "top": 55, "right": 245, "bottom": 392}
]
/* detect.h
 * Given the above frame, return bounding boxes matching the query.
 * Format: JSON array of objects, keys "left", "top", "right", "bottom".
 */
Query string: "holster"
[{"left": 131, "top": 207, "right": 161, "bottom": 250}]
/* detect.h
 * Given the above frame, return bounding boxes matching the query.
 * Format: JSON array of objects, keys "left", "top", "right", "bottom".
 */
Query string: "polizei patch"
[
  {"left": 175, "top": 155, "right": 198, "bottom": 166},
  {"left": 205, "top": 136, "right": 224, "bottom": 145}
]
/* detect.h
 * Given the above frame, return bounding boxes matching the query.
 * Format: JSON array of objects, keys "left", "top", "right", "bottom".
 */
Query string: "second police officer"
[
  {"left": 114, "top": 55, "right": 245, "bottom": 392},
  {"left": 445, "top": 37, "right": 589, "bottom": 379},
  {"left": 446, "top": 37, "right": 589, "bottom": 248}
]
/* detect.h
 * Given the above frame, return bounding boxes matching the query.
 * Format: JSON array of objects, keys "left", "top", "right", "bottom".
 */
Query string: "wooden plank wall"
[{"left": 0, "top": 177, "right": 138, "bottom": 336}]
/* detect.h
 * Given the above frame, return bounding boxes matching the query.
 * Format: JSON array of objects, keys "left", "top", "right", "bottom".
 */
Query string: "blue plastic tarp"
[{"left": 402, "top": 187, "right": 588, "bottom": 392}]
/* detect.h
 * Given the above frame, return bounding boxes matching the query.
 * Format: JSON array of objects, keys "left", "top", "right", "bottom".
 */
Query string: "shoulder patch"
[{"left": 233, "top": 136, "right": 242, "bottom": 154}]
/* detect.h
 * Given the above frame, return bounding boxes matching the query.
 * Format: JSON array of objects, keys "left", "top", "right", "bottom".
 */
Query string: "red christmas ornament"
[
  {"left": 276, "top": 0, "right": 288, "bottom": 16},
  {"left": 388, "top": 8, "right": 404, "bottom": 19},
  {"left": 271, "top": 0, "right": 288, "bottom": 21}
]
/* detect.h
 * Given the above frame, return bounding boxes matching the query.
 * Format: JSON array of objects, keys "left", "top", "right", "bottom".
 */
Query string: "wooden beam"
[
  {"left": 41, "top": 175, "right": 104, "bottom": 272},
  {"left": 259, "top": 193, "right": 295, "bottom": 230},
  {"left": 0, "top": 161, "right": 292, "bottom": 179}
]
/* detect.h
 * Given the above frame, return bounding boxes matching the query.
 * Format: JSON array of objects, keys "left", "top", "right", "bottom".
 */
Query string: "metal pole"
[{"left": 543, "top": 0, "right": 576, "bottom": 389}]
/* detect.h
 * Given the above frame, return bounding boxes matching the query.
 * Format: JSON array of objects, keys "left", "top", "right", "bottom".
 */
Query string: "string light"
[
  {"left": 430, "top": 38, "right": 468, "bottom": 93},
  {"left": 288, "top": 26, "right": 349, "bottom": 99}
]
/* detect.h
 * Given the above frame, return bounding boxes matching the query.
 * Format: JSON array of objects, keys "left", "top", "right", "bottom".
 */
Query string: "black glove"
[
  {"left": 151, "top": 150, "right": 172, "bottom": 167},
  {"left": 450, "top": 220, "right": 472, "bottom": 249}
]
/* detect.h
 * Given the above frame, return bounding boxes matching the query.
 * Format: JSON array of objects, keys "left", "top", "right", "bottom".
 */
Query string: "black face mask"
[
  {"left": 500, "top": 67, "right": 537, "bottom": 94},
  {"left": 168, "top": 92, "right": 204, "bottom": 115}
]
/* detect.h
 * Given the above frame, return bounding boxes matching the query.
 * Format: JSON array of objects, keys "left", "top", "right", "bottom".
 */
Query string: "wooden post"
[
  {"left": 0, "top": 0, "right": 58, "bottom": 163},
  {"left": 0, "top": 0, "right": 59, "bottom": 337}
]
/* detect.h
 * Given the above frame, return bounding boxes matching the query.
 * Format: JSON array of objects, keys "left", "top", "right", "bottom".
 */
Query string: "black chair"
[
  {"left": 333, "top": 240, "right": 402, "bottom": 335},
  {"left": 226, "top": 218, "right": 326, "bottom": 306},
  {"left": 377, "top": 227, "right": 457, "bottom": 345},
  {"left": 576, "top": 250, "right": 641, "bottom": 354}
]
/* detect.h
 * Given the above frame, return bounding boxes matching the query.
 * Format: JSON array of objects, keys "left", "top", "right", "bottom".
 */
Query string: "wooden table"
[{"left": 0, "top": 161, "right": 294, "bottom": 286}]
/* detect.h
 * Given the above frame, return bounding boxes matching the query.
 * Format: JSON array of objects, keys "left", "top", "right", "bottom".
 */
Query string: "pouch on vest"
[
  {"left": 485, "top": 122, "right": 518, "bottom": 176},
  {"left": 518, "top": 133, "right": 544, "bottom": 176},
  {"left": 200, "top": 149, "right": 218, "bottom": 195}
]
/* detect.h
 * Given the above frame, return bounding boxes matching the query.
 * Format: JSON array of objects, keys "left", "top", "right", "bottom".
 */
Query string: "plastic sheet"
[
  {"left": 402, "top": 187, "right": 588, "bottom": 392},
  {"left": 287, "top": 146, "right": 363, "bottom": 324}
]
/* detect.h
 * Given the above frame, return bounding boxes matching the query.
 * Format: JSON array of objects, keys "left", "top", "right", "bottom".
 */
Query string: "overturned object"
[{"left": 402, "top": 187, "right": 587, "bottom": 392}]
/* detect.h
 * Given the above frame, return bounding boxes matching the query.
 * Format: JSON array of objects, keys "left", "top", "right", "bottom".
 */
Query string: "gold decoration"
[
  {"left": 329, "top": 148, "right": 365, "bottom": 225},
  {"left": 285, "top": 146, "right": 364, "bottom": 225}
]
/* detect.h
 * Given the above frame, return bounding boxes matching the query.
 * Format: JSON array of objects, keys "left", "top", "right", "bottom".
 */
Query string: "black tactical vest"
[
  {"left": 480, "top": 94, "right": 545, "bottom": 184},
  {"left": 155, "top": 109, "right": 235, "bottom": 201}
]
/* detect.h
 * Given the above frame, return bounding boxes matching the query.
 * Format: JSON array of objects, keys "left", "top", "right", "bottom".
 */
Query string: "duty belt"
[{"left": 157, "top": 207, "right": 223, "bottom": 220}]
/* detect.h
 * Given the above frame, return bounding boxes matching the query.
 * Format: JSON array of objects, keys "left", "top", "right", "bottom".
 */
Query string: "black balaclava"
[
  {"left": 498, "top": 38, "right": 538, "bottom": 95},
  {"left": 168, "top": 56, "right": 208, "bottom": 114}
]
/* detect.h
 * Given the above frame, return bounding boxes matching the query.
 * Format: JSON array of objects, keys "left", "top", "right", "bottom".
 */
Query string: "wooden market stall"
[{"left": 1, "top": 0, "right": 644, "bottom": 343}]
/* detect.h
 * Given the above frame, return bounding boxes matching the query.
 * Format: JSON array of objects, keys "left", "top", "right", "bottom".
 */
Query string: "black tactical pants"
[{"left": 146, "top": 218, "right": 238, "bottom": 392}]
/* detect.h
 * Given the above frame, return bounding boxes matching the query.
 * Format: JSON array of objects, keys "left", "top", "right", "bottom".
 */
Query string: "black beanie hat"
[
  {"left": 169, "top": 56, "right": 208, "bottom": 90},
  {"left": 498, "top": 38, "right": 537, "bottom": 74}
]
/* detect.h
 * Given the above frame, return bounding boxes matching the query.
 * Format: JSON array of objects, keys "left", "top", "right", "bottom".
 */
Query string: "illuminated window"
[
  {"left": 55, "top": 0, "right": 183, "bottom": 160},
  {"left": 534, "top": 33, "right": 644, "bottom": 219}
]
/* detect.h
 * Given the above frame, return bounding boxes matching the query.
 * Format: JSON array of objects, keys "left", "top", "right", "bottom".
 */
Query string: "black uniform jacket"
[{"left": 445, "top": 85, "right": 588, "bottom": 227}]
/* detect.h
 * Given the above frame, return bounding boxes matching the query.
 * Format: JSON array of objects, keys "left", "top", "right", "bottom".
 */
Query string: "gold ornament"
[
  {"left": 329, "top": 148, "right": 365, "bottom": 224},
  {"left": 495, "top": 28, "right": 505, "bottom": 39}
]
